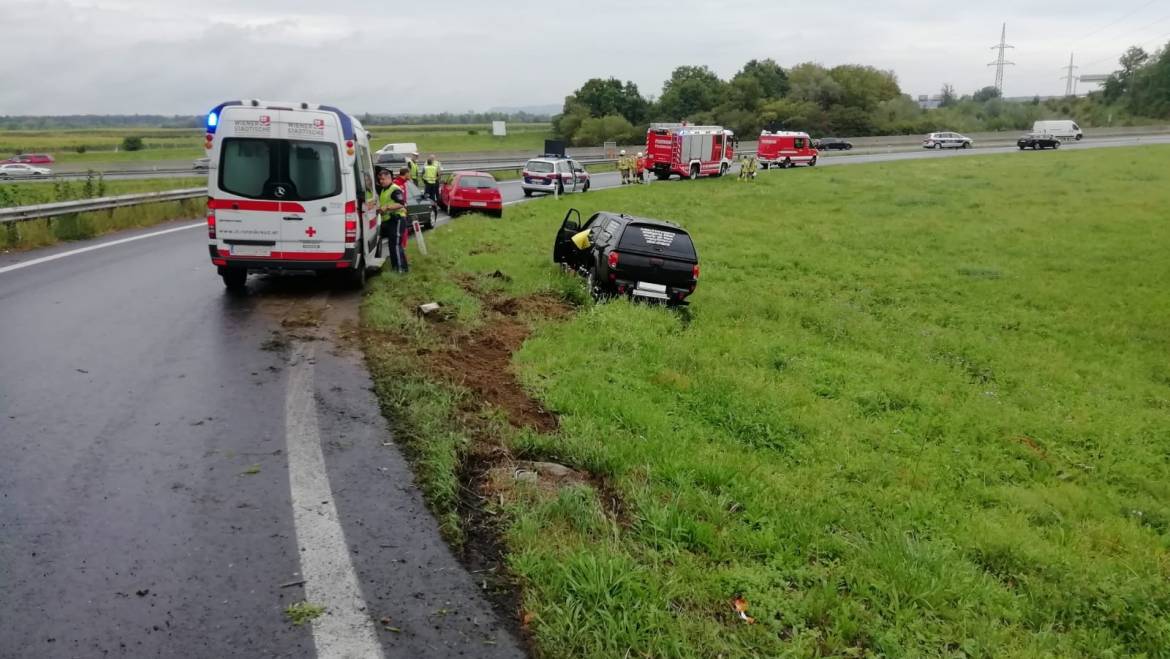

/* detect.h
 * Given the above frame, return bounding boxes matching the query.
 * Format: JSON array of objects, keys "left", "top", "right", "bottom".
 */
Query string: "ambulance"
[
  {"left": 203, "top": 100, "right": 385, "bottom": 291},
  {"left": 644, "top": 123, "right": 735, "bottom": 181},
  {"left": 756, "top": 131, "right": 818, "bottom": 169}
]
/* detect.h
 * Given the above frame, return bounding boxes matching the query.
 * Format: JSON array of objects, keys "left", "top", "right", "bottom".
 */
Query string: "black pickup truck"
[{"left": 553, "top": 209, "right": 699, "bottom": 305}]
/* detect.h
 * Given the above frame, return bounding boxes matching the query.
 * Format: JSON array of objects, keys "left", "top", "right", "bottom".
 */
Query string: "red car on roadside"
[
  {"left": 439, "top": 171, "right": 503, "bottom": 217},
  {"left": 2, "top": 153, "right": 55, "bottom": 165}
]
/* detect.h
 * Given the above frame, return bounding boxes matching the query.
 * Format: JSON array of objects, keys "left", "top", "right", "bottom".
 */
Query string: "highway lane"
[
  {"left": 1, "top": 134, "right": 1167, "bottom": 657},
  {"left": 0, "top": 226, "right": 525, "bottom": 657}
]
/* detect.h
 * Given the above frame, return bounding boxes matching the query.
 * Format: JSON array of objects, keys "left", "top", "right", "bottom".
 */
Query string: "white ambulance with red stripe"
[
  {"left": 644, "top": 123, "right": 735, "bottom": 181},
  {"left": 204, "top": 100, "right": 384, "bottom": 290}
]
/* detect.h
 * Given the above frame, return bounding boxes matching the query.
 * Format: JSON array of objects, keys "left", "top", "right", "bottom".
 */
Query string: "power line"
[
  {"left": 1080, "top": 30, "right": 1170, "bottom": 70},
  {"left": 987, "top": 23, "right": 1015, "bottom": 92},
  {"left": 1069, "top": 0, "right": 1160, "bottom": 46}
]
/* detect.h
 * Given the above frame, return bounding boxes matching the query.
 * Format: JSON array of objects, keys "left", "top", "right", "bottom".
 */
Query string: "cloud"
[{"left": 2, "top": 0, "right": 1167, "bottom": 115}]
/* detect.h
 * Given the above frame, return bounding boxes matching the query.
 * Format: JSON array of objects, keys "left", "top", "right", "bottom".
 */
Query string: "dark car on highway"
[
  {"left": 814, "top": 137, "right": 853, "bottom": 150},
  {"left": 553, "top": 209, "right": 699, "bottom": 306},
  {"left": 1017, "top": 133, "right": 1061, "bottom": 150}
]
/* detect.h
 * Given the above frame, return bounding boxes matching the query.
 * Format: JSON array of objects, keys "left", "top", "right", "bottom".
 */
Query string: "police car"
[
  {"left": 204, "top": 100, "right": 386, "bottom": 291},
  {"left": 521, "top": 155, "right": 590, "bottom": 197}
]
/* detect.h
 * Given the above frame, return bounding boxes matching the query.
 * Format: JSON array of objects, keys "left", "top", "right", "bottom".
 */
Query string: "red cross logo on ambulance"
[
  {"left": 259, "top": 115, "right": 271, "bottom": 126},
  {"left": 305, "top": 226, "right": 317, "bottom": 238},
  {"left": 313, "top": 119, "right": 325, "bottom": 129}
]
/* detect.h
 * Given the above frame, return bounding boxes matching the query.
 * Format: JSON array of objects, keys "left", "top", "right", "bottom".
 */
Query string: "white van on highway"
[
  {"left": 204, "top": 100, "right": 385, "bottom": 291},
  {"left": 376, "top": 142, "right": 418, "bottom": 155},
  {"left": 1033, "top": 120, "right": 1083, "bottom": 141}
]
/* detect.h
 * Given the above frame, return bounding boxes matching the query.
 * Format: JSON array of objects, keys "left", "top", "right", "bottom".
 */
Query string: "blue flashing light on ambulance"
[{"left": 203, "top": 99, "right": 385, "bottom": 291}]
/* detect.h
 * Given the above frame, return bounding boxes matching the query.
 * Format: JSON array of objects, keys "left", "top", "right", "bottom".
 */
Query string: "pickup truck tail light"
[
  {"left": 344, "top": 200, "right": 358, "bottom": 243},
  {"left": 608, "top": 251, "right": 619, "bottom": 268},
  {"left": 692, "top": 264, "right": 700, "bottom": 280}
]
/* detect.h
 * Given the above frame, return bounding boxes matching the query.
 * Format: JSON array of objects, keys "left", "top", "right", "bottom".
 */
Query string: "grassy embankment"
[
  {"left": 0, "top": 123, "right": 553, "bottom": 164},
  {"left": 362, "top": 146, "right": 1170, "bottom": 657},
  {"left": 0, "top": 177, "right": 204, "bottom": 251}
]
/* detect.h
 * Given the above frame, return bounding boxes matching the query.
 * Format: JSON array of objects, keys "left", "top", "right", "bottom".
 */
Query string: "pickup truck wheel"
[
  {"left": 586, "top": 269, "right": 602, "bottom": 301},
  {"left": 689, "top": 166, "right": 699, "bottom": 180},
  {"left": 221, "top": 267, "right": 247, "bottom": 292}
]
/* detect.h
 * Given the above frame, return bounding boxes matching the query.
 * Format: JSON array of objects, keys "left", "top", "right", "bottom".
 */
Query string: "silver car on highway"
[
  {"left": 0, "top": 163, "right": 52, "bottom": 178},
  {"left": 922, "top": 132, "right": 973, "bottom": 149}
]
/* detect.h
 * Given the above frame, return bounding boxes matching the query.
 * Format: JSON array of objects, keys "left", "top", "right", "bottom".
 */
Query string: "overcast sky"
[{"left": 3, "top": 0, "right": 1169, "bottom": 116}]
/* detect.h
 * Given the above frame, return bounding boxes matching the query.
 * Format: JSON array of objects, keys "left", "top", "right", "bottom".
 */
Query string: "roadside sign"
[{"left": 492, "top": 121, "right": 506, "bottom": 137}]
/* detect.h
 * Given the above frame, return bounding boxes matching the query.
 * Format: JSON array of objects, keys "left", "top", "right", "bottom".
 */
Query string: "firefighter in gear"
[
  {"left": 617, "top": 149, "right": 630, "bottom": 185},
  {"left": 377, "top": 167, "right": 409, "bottom": 273},
  {"left": 421, "top": 155, "right": 441, "bottom": 201},
  {"left": 746, "top": 155, "right": 759, "bottom": 180},
  {"left": 738, "top": 154, "right": 750, "bottom": 181},
  {"left": 634, "top": 152, "right": 646, "bottom": 184}
]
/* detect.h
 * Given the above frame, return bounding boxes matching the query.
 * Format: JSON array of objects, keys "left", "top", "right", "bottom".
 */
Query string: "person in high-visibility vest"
[
  {"left": 745, "top": 155, "right": 758, "bottom": 181},
  {"left": 421, "top": 155, "right": 441, "bottom": 202},
  {"left": 407, "top": 152, "right": 420, "bottom": 187},
  {"left": 377, "top": 167, "right": 409, "bottom": 273},
  {"left": 617, "top": 150, "right": 630, "bottom": 185},
  {"left": 634, "top": 151, "right": 646, "bottom": 184}
]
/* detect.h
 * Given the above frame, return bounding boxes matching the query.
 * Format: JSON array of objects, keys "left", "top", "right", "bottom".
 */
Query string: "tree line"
[{"left": 553, "top": 46, "right": 1170, "bottom": 145}]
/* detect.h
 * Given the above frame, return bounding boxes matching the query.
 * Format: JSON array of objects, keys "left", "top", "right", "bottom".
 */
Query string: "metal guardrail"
[{"left": 0, "top": 187, "right": 207, "bottom": 224}]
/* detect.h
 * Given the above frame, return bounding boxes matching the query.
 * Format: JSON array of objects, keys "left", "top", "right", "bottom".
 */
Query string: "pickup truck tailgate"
[{"left": 612, "top": 223, "right": 697, "bottom": 289}]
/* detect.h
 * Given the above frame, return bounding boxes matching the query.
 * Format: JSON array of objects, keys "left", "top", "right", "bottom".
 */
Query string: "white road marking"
[
  {"left": 0, "top": 221, "right": 203, "bottom": 275},
  {"left": 285, "top": 342, "right": 385, "bottom": 659}
]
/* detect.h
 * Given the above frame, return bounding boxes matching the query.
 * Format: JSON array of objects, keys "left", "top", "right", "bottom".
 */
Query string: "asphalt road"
[
  {"left": 0, "top": 230, "right": 526, "bottom": 657},
  {"left": 1, "top": 134, "right": 1167, "bottom": 658}
]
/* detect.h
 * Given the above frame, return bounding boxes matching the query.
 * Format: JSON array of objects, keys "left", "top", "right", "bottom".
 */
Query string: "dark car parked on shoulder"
[
  {"left": 553, "top": 209, "right": 699, "bottom": 306},
  {"left": 814, "top": 137, "right": 853, "bottom": 150},
  {"left": 1017, "top": 133, "right": 1061, "bottom": 150}
]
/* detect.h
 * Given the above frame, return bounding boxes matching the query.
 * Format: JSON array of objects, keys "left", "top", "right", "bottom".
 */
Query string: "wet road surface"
[{"left": 0, "top": 228, "right": 525, "bottom": 658}]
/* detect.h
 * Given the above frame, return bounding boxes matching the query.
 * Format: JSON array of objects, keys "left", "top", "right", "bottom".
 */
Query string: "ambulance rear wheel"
[
  {"left": 347, "top": 256, "right": 367, "bottom": 290},
  {"left": 220, "top": 267, "right": 247, "bottom": 292}
]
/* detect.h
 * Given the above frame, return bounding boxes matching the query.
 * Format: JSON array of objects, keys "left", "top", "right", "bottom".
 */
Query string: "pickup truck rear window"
[{"left": 618, "top": 223, "right": 696, "bottom": 260}]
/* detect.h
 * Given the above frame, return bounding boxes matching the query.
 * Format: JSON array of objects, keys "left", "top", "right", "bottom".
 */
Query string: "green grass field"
[
  {"left": 0, "top": 123, "right": 553, "bottom": 164},
  {"left": 362, "top": 146, "right": 1170, "bottom": 658}
]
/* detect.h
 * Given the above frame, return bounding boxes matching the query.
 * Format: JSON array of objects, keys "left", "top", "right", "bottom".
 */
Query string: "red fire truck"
[
  {"left": 756, "top": 131, "right": 818, "bottom": 169},
  {"left": 645, "top": 123, "right": 735, "bottom": 181}
]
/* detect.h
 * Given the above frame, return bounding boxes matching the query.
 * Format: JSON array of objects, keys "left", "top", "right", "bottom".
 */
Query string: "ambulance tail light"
[
  {"left": 207, "top": 199, "right": 216, "bottom": 239},
  {"left": 346, "top": 140, "right": 355, "bottom": 157},
  {"left": 344, "top": 201, "right": 358, "bottom": 243}
]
